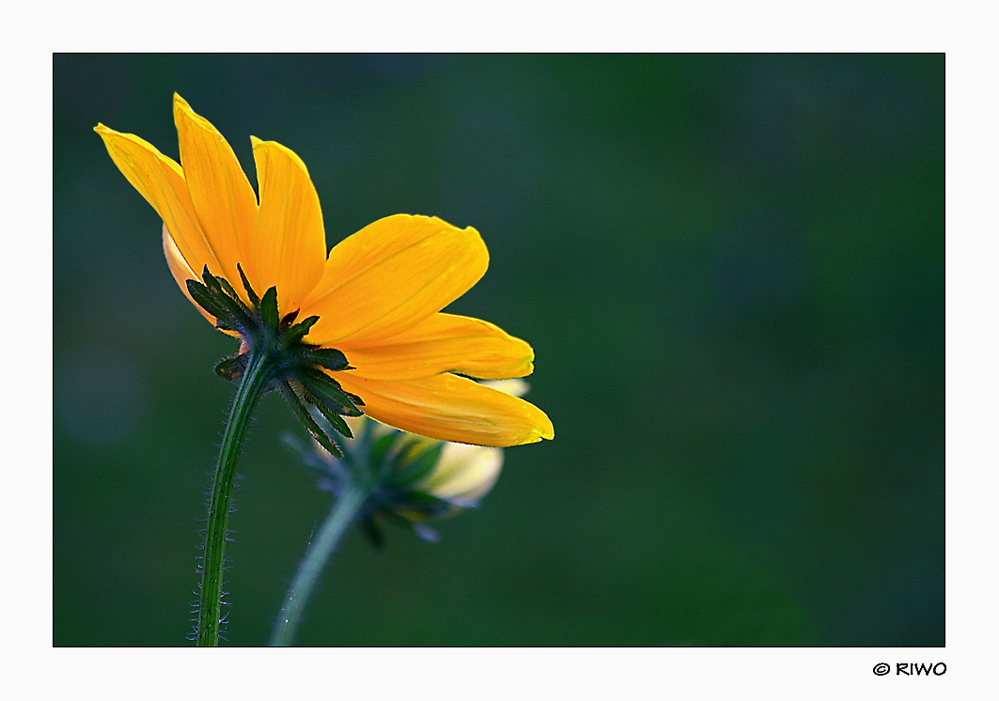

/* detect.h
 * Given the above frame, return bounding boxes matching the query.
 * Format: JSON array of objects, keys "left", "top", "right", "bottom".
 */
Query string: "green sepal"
[
  {"left": 298, "top": 385, "right": 360, "bottom": 437},
  {"left": 214, "top": 276, "right": 253, "bottom": 318},
  {"left": 298, "top": 367, "right": 364, "bottom": 415},
  {"left": 307, "top": 395, "right": 354, "bottom": 440},
  {"left": 188, "top": 270, "right": 254, "bottom": 332},
  {"left": 201, "top": 267, "right": 244, "bottom": 319},
  {"left": 300, "top": 382, "right": 363, "bottom": 421},
  {"left": 369, "top": 431, "right": 405, "bottom": 474},
  {"left": 185, "top": 278, "right": 220, "bottom": 316},
  {"left": 277, "top": 381, "right": 343, "bottom": 458},
  {"left": 186, "top": 279, "right": 237, "bottom": 327},
  {"left": 277, "top": 345, "right": 351, "bottom": 374},
  {"left": 387, "top": 441, "right": 443, "bottom": 490},
  {"left": 305, "top": 347, "right": 351, "bottom": 372},
  {"left": 200, "top": 265, "right": 223, "bottom": 292},
  {"left": 236, "top": 264, "right": 260, "bottom": 307},
  {"left": 259, "top": 286, "right": 280, "bottom": 332},
  {"left": 215, "top": 355, "right": 247, "bottom": 382},
  {"left": 281, "top": 315, "right": 320, "bottom": 349}
]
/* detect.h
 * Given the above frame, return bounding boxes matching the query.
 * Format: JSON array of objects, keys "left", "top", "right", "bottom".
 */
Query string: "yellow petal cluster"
[{"left": 96, "top": 95, "right": 553, "bottom": 447}]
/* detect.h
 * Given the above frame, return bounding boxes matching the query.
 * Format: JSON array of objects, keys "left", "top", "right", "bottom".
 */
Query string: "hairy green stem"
[
  {"left": 197, "top": 346, "right": 276, "bottom": 646},
  {"left": 269, "top": 483, "right": 370, "bottom": 646}
]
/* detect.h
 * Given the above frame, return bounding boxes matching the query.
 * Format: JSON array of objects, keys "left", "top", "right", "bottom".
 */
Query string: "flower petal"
[
  {"left": 336, "top": 373, "right": 554, "bottom": 447},
  {"left": 340, "top": 312, "right": 535, "bottom": 381},
  {"left": 251, "top": 137, "right": 328, "bottom": 315},
  {"left": 95, "top": 123, "right": 222, "bottom": 278},
  {"left": 162, "top": 224, "right": 241, "bottom": 337},
  {"left": 302, "top": 215, "right": 489, "bottom": 345},
  {"left": 162, "top": 223, "right": 214, "bottom": 326},
  {"left": 173, "top": 94, "right": 260, "bottom": 297},
  {"left": 163, "top": 224, "right": 240, "bottom": 338}
]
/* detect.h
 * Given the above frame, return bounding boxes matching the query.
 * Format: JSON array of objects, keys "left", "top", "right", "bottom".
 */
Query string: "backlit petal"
[
  {"left": 163, "top": 225, "right": 242, "bottom": 337},
  {"left": 340, "top": 313, "right": 534, "bottom": 381},
  {"left": 95, "top": 123, "right": 221, "bottom": 278},
  {"left": 162, "top": 224, "right": 214, "bottom": 326},
  {"left": 173, "top": 94, "right": 259, "bottom": 296},
  {"left": 302, "top": 215, "right": 489, "bottom": 345},
  {"left": 251, "top": 137, "right": 327, "bottom": 315},
  {"left": 336, "top": 373, "right": 554, "bottom": 447}
]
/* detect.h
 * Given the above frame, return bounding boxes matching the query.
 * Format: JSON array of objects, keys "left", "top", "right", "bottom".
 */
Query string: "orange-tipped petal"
[
  {"left": 340, "top": 313, "right": 535, "bottom": 381},
  {"left": 336, "top": 373, "right": 554, "bottom": 447},
  {"left": 95, "top": 123, "right": 222, "bottom": 278},
  {"left": 173, "top": 94, "right": 260, "bottom": 300},
  {"left": 250, "top": 137, "right": 327, "bottom": 315},
  {"left": 302, "top": 215, "right": 489, "bottom": 345}
]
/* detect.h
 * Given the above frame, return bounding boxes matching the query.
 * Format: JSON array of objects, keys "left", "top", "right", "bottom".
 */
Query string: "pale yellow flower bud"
[{"left": 412, "top": 441, "right": 504, "bottom": 508}]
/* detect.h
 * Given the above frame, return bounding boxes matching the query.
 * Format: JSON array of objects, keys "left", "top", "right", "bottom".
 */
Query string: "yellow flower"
[{"left": 95, "top": 94, "right": 553, "bottom": 447}]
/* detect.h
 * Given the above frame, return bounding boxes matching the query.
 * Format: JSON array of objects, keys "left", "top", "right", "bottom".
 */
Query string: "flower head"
[{"left": 96, "top": 95, "right": 553, "bottom": 447}]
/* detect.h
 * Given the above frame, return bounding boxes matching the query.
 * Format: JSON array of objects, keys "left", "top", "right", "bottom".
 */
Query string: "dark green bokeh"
[{"left": 54, "top": 54, "right": 943, "bottom": 646}]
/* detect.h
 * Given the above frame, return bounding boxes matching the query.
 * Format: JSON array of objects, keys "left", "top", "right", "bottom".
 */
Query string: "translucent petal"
[
  {"left": 336, "top": 373, "right": 554, "bottom": 447},
  {"left": 95, "top": 123, "right": 221, "bottom": 279},
  {"left": 251, "top": 137, "right": 327, "bottom": 315},
  {"left": 301, "top": 215, "right": 488, "bottom": 345},
  {"left": 173, "top": 94, "right": 260, "bottom": 298},
  {"left": 339, "top": 313, "right": 534, "bottom": 381},
  {"left": 162, "top": 225, "right": 241, "bottom": 337}
]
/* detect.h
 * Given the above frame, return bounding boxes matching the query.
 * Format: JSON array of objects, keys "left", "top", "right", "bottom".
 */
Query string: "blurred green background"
[{"left": 53, "top": 54, "right": 943, "bottom": 646}]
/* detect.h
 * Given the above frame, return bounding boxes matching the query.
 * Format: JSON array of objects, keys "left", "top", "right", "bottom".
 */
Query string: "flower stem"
[
  {"left": 197, "top": 345, "right": 276, "bottom": 646},
  {"left": 269, "top": 483, "right": 370, "bottom": 646}
]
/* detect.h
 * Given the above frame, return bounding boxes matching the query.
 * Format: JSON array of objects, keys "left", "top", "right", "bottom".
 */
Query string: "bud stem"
[
  {"left": 269, "top": 483, "right": 370, "bottom": 646},
  {"left": 197, "top": 344, "right": 277, "bottom": 646}
]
